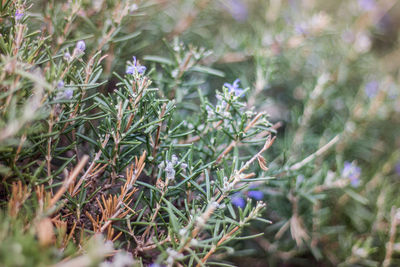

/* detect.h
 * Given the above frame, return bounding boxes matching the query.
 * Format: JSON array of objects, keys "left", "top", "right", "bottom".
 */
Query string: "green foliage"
[
  {"left": 0, "top": 1, "right": 271, "bottom": 266},
  {"left": 1, "top": 0, "right": 400, "bottom": 266}
]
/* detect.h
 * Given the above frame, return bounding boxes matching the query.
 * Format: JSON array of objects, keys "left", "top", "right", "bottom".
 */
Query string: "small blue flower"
[
  {"left": 57, "top": 80, "right": 64, "bottom": 88},
  {"left": 76, "top": 40, "right": 86, "bottom": 52},
  {"left": 231, "top": 194, "right": 245, "bottom": 208},
  {"left": 15, "top": 9, "right": 24, "bottom": 20},
  {"left": 364, "top": 81, "right": 379, "bottom": 98},
  {"left": 137, "top": 66, "right": 146, "bottom": 73},
  {"left": 56, "top": 80, "right": 73, "bottom": 99},
  {"left": 149, "top": 264, "right": 165, "bottom": 267},
  {"left": 64, "top": 89, "right": 73, "bottom": 100},
  {"left": 224, "top": 79, "right": 245, "bottom": 97},
  {"left": 64, "top": 52, "right": 72, "bottom": 62},
  {"left": 247, "top": 190, "right": 263, "bottom": 200},
  {"left": 342, "top": 161, "right": 361, "bottom": 187},
  {"left": 126, "top": 56, "right": 146, "bottom": 75},
  {"left": 126, "top": 66, "right": 136, "bottom": 74}
]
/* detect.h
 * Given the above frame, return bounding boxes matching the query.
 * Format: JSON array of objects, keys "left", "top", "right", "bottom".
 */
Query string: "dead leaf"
[
  {"left": 36, "top": 217, "right": 55, "bottom": 247},
  {"left": 257, "top": 155, "right": 269, "bottom": 171}
]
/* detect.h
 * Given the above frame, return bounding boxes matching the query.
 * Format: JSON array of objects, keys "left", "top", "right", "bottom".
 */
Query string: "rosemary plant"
[{"left": 2, "top": 0, "right": 400, "bottom": 266}]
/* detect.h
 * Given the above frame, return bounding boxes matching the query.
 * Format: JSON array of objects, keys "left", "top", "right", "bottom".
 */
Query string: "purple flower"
[
  {"left": 224, "top": 79, "right": 245, "bottom": 97},
  {"left": 365, "top": 81, "right": 379, "bottom": 98},
  {"left": 57, "top": 80, "right": 64, "bottom": 88},
  {"left": 64, "top": 89, "right": 73, "bottom": 100},
  {"left": 358, "top": 0, "right": 376, "bottom": 11},
  {"left": 222, "top": 0, "right": 248, "bottom": 22},
  {"left": 76, "top": 40, "right": 86, "bottom": 52},
  {"left": 64, "top": 52, "right": 72, "bottom": 62},
  {"left": 126, "top": 66, "right": 136, "bottom": 74},
  {"left": 247, "top": 190, "right": 263, "bottom": 200},
  {"left": 137, "top": 66, "right": 146, "bottom": 73},
  {"left": 231, "top": 194, "right": 245, "bottom": 208},
  {"left": 342, "top": 161, "right": 361, "bottom": 187},
  {"left": 126, "top": 56, "right": 146, "bottom": 75},
  {"left": 15, "top": 9, "right": 24, "bottom": 20}
]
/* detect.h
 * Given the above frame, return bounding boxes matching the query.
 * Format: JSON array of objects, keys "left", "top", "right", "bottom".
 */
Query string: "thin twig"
[
  {"left": 289, "top": 134, "right": 340, "bottom": 171},
  {"left": 383, "top": 207, "right": 399, "bottom": 267},
  {"left": 49, "top": 155, "right": 89, "bottom": 209}
]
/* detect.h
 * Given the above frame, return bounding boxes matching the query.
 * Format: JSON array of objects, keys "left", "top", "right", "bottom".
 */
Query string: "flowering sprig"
[
  {"left": 224, "top": 78, "right": 245, "bottom": 97},
  {"left": 76, "top": 40, "right": 85, "bottom": 51},
  {"left": 126, "top": 56, "right": 146, "bottom": 75},
  {"left": 64, "top": 52, "right": 72, "bottom": 62},
  {"left": 342, "top": 161, "right": 361, "bottom": 187},
  {"left": 73, "top": 40, "right": 86, "bottom": 57},
  {"left": 55, "top": 80, "right": 73, "bottom": 100},
  {"left": 230, "top": 188, "right": 264, "bottom": 208},
  {"left": 158, "top": 154, "right": 187, "bottom": 182},
  {"left": 62, "top": 40, "right": 86, "bottom": 65},
  {"left": 15, "top": 9, "right": 24, "bottom": 20}
]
